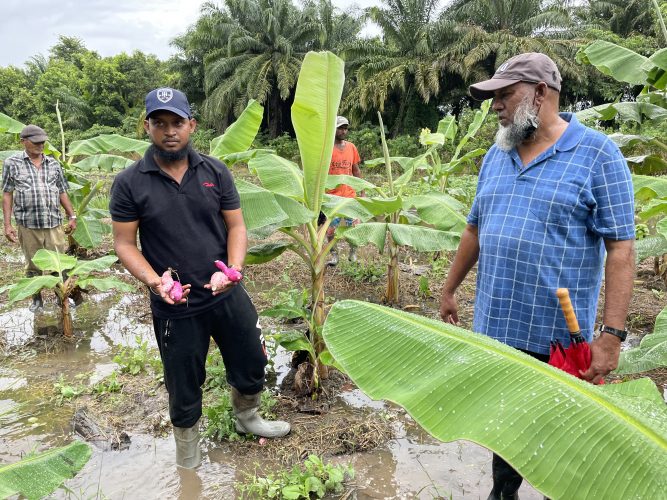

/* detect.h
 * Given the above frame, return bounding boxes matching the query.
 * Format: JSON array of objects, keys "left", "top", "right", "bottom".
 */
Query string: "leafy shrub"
[
  {"left": 204, "top": 350, "right": 227, "bottom": 391},
  {"left": 266, "top": 133, "right": 301, "bottom": 162},
  {"left": 91, "top": 371, "right": 123, "bottom": 395},
  {"left": 113, "top": 336, "right": 161, "bottom": 376},
  {"left": 237, "top": 454, "right": 354, "bottom": 499},
  {"left": 339, "top": 260, "right": 384, "bottom": 283}
]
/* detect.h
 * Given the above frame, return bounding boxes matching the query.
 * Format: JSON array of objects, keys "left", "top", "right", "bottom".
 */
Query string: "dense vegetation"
[{"left": 0, "top": 0, "right": 665, "bottom": 149}]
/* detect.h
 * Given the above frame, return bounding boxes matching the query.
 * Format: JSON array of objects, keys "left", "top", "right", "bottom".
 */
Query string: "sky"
[{"left": 0, "top": 0, "right": 382, "bottom": 67}]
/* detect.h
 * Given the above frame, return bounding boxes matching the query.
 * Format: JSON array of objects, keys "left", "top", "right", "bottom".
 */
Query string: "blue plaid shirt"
[{"left": 468, "top": 113, "right": 635, "bottom": 354}]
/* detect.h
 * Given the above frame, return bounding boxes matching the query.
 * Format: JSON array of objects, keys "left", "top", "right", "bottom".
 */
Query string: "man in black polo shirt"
[{"left": 109, "top": 87, "right": 290, "bottom": 469}]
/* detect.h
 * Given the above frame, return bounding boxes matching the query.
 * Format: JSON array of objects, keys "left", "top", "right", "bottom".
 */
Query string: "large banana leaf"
[
  {"left": 31, "top": 249, "right": 76, "bottom": 273},
  {"left": 577, "top": 101, "right": 667, "bottom": 124},
  {"left": 209, "top": 99, "right": 264, "bottom": 159},
  {"left": 406, "top": 193, "right": 467, "bottom": 232},
  {"left": 0, "top": 441, "right": 91, "bottom": 499},
  {"left": 635, "top": 235, "right": 667, "bottom": 262},
  {"left": 291, "top": 51, "right": 345, "bottom": 213},
  {"left": 77, "top": 277, "right": 135, "bottom": 293},
  {"left": 322, "top": 300, "right": 667, "bottom": 500},
  {"left": 645, "top": 48, "right": 667, "bottom": 89},
  {"left": 633, "top": 174, "right": 667, "bottom": 201},
  {"left": 248, "top": 153, "right": 304, "bottom": 200},
  {"left": 576, "top": 41, "right": 648, "bottom": 85},
  {"left": 73, "top": 154, "right": 134, "bottom": 171},
  {"left": 73, "top": 217, "right": 109, "bottom": 249},
  {"left": 627, "top": 155, "right": 667, "bottom": 175},
  {"left": 608, "top": 133, "right": 654, "bottom": 149},
  {"left": 8, "top": 276, "right": 61, "bottom": 304},
  {"left": 616, "top": 306, "right": 667, "bottom": 375},
  {"left": 70, "top": 255, "right": 118, "bottom": 278},
  {"left": 325, "top": 175, "right": 378, "bottom": 193},
  {"left": 356, "top": 196, "right": 403, "bottom": 216},
  {"left": 237, "top": 179, "right": 314, "bottom": 232},
  {"left": 0, "top": 150, "right": 21, "bottom": 161},
  {"left": 0, "top": 112, "right": 24, "bottom": 134},
  {"left": 321, "top": 195, "right": 374, "bottom": 221},
  {"left": 246, "top": 241, "right": 292, "bottom": 265},
  {"left": 344, "top": 222, "right": 460, "bottom": 252},
  {"left": 453, "top": 99, "right": 491, "bottom": 157},
  {"left": 67, "top": 134, "right": 149, "bottom": 157}
]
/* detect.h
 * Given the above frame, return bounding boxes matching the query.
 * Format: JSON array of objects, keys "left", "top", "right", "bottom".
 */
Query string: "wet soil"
[{"left": 0, "top": 232, "right": 666, "bottom": 499}]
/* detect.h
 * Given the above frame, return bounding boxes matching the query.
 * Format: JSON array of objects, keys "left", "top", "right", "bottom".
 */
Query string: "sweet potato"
[
  {"left": 161, "top": 270, "right": 174, "bottom": 293},
  {"left": 169, "top": 281, "right": 184, "bottom": 301},
  {"left": 214, "top": 260, "right": 242, "bottom": 282},
  {"left": 210, "top": 271, "right": 231, "bottom": 291}
]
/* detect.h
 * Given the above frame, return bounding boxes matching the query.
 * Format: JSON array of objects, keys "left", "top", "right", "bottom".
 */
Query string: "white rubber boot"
[
  {"left": 173, "top": 419, "right": 201, "bottom": 469},
  {"left": 231, "top": 388, "right": 290, "bottom": 437}
]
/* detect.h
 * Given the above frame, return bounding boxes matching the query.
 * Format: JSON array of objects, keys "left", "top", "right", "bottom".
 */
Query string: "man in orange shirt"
[{"left": 326, "top": 116, "right": 362, "bottom": 266}]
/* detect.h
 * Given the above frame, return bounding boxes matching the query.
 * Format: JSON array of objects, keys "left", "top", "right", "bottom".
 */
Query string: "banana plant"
[
  {"left": 322, "top": 300, "right": 667, "bottom": 500},
  {"left": 0, "top": 441, "right": 91, "bottom": 499},
  {"left": 576, "top": 41, "right": 667, "bottom": 175},
  {"left": 339, "top": 112, "right": 464, "bottom": 304},
  {"left": 7, "top": 249, "right": 135, "bottom": 337},
  {"left": 615, "top": 304, "right": 667, "bottom": 375}
]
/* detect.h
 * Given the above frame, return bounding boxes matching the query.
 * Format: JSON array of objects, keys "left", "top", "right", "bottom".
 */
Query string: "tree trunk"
[
  {"left": 61, "top": 297, "right": 73, "bottom": 338},
  {"left": 311, "top": 267, "right": 329, "bottom": 380},
  {"left": 384, "top": 237, "right": 400, "bottom": 304}
]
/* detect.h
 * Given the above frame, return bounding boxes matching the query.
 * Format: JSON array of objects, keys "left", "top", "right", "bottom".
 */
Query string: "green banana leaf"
[
  {"left": 8, "top": 276, "right": 61, "bottom": 304},
  {"left": 32, "top": 249, "right": 76, "bottom": 273},
  {"left": 0, "top": 150, "right": 21, "bottom": 161},
  {"left": 645, "top": 48, "right": 667, "bottom": 89},
  {"left": 0, "top": 112, "right": 25, "bottom": 134},
  {"left": 73, "top": 217, "right": 109, "bottom": 249},
  {"left": 67, "top": 134, "right": 149, "bottom": 157},
  {"left": 269, "top": 330, "right": 315, "bottom": 358},
  {"left": 344, "top": 222, "right": 460, "bottom": 253},
  {"left": 406, "top": 193, "right": 467, "bottom": 232},
  {"left": 321, "top": 195, "right": 374, "bottom": 221},
  {"left": 635, "top": 235, "right": 667, "bottom": 263},
  {"left": 616, "top": 306, "right": 667, "bottom": 375},
  {"left": 627, "top": 155, "right": 667, "bottom": 175},
  {"left": 576, "top": 40, "right": 648, "bottom": 85},
  {"left": 365, "top": 156, "right": 413, "bottom": 169},
  {"left": 210, "top": 100, "right": 263, "bottom": 159},
  {"left": 246, "top": 241, "right": 292, "bottom": 265},
  {"left": 633, "top": 174, "right": 667, "bottom": 201},
  {"left": 77, "top": 277, "right": 135, "bottom": 293},
  {"left": 222, "top": 148, "right": 274, "bottom": 165},
  {"left": 70, "top": 255, "right": 118, "bottom": 278},
  {"left": 0, "top": 441, "right": 91, "bottom": 500},
  {"left": 237, "top": 179, "right": 314, "bottom": 232},
  {"left": 577, "top": 101, "right": 667, "bottom": 124},
  {"left": 325, "top": 175, "right": 378, "bottom": 193},
  {"left": 638, "top": 199, "right": 667, "bottom": 220},
  {"left": 291, "top": 51, "right": 345, "bottom": 214},
  {"left": 248, "top": 153, "right": 305, "bottom": 200},
  {"left": 608, "top": 133, "right": 654, "bottom": 149},
  {"left": 322, "top": 300, "right": 667, "bottom": 500},
  {"left": 356, "top": 196, "right": 403, "bottom": 216},
  {"left": 73, "top": 154, "right": 134, "bottom": 171},
  {"left": 453, "top": 99, "right": 491, "bottom": 158}
]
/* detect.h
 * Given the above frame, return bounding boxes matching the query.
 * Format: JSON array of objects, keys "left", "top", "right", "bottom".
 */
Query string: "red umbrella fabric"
[{"left": 549, "top": 289, "right": 604, "bottom": 384}]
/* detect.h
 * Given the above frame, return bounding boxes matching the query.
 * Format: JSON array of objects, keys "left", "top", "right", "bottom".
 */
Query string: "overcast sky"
[{"left": 0, "top": 0, "right": 382, "bottom": 67}]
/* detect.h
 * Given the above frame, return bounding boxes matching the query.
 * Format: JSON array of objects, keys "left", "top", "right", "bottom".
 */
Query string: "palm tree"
[
  {"left": 301, "top": 0, "right": 363, "bottom": 51},
  {"left": 342, "top": 0, "right": 451, "bottom": 134},
  {"left": 202, "top": 0, "right": 320, "bottom": 137},
  {"left": 582, "top": 0, "right": 662, "bottom": 39}
]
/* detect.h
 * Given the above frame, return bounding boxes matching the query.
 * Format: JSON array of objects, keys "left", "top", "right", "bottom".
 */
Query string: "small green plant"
[
  {"left": 113, "top": 336, "right": 160, "bottom": 376},
  {"left": 237, "top": 454, "right": 354, "bottom": 499},
  {"left": 204, "top": 350, "right": 227, "bottom": 391},
  {"left": 339, "top": 260, "right": 384, "bottom": 283},
  {"left": 91, "top": 371, "right": 123, "bottom": 395},
  {"left": 203, "top": 389, "right": 279, "bottom": 442},
  {"left": 53, "top": 375, "right": 84, "bottom": 404},
  {"left": 418, "top": 275, "right": 431, "bottom": 299}
]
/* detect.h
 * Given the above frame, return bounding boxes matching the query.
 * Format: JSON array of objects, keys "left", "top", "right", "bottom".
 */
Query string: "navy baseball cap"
[{"left": 145, "top": 87, "right": 192, "bottom": 119}]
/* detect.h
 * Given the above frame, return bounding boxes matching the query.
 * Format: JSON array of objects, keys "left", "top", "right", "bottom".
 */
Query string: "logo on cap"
[
  {"left": 157, "top": 88, "right": 173, "bottom": 103},
  {"left": 497, "top": 62, "right": 509, "bottom": 73}
]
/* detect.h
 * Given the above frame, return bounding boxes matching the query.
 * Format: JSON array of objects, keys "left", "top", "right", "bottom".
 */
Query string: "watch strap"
[{"left": 599, "top": 324, "right": 627, "bottom": 341}]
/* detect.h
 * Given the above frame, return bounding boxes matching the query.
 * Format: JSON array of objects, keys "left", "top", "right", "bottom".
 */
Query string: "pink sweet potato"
[
  {"left": 161, "top": 270, "right": 174, "bottom": 293},
  {"left": 214, "top": 260, "right": 242, "bottom": 282},
  {"left": 210, "top": 271, "right": 231, "bottom": 291},
  {"left": 169, "top": 281, "right": 184, "bottom": 301}
]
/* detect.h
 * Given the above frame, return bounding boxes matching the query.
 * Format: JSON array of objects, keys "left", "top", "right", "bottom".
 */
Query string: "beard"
[
  {"left": 150, "top": 141, "right": 192, "bottom": 163},
  {"left": 495, "top": 96, "right": 540, "bottom": 152}
]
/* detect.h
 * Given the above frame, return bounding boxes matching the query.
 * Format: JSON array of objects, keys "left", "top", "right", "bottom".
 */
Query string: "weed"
[
  {"left": 113, "top": 336, "right": 161, "bottom": 376},
  {"left": 339, "top": 260, "right": 384, "bottom": 283},
  {"left": 418, "top": 275, "right": 431, "bottom": 299},
  {"left": 237, "top": 454, "right": 354, "bottom": 499},
  {"left": 53, "top": 375, "right": 84, "bottom": 404},
  {"left": 91, "top": 371, "right": 123, "bottom": 396},
  {"left": 203, "top": 389, "right": 280, "bottom": 442},
  {"left": 204, "top": 350, "right": 227, "bottom": 392},
  {"left": 429, "top": 253, "right": 451, "bottom": 281}
]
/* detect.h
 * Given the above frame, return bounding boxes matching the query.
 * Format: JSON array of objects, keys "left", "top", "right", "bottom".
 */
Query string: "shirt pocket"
[{"left": 528, "top": 180, "right": 585, "bottom": 225}]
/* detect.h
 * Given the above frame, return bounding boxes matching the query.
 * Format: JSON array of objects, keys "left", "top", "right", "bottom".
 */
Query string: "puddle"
[{"left": 0, "top": 292, "right": 544, "bottom": 499}]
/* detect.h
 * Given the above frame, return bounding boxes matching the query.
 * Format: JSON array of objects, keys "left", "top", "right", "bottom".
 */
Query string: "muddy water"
[{"left": 0, "top": 293, "right": 542, "bottom": 499}]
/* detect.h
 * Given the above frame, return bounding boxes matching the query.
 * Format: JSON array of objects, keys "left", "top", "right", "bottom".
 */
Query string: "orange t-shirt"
[{"left": 326, "top": 141, "right": 361, "bottom": 198}]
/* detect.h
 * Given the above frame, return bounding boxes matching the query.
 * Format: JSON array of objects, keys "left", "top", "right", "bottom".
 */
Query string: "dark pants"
[
  {"left": 491, "top": 349, "right": 550, "bottom": 497},
  {"left": 152, "top": 286, "right": 267, "bottom": 428}
]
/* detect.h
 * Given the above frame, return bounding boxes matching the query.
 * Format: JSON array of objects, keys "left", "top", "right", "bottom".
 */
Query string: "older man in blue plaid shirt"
[{"left": 439, "top": 53, "right": 635, "bottom": 500}]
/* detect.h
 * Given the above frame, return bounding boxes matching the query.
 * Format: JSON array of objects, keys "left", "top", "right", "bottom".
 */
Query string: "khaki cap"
[
  {"left": 20, "top": 124, "right": 48, "bottom": 142},
  {"left": 469, "top": 52, "right": 562, "bottom": 101},
  {"left": 336, "top": 116, "right": 349, "bottom": 128}
]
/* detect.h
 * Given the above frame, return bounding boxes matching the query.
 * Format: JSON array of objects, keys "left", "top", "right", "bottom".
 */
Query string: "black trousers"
[
  {"left": 152, "top": 286, "right": 267, "bottom": 428},
  {"left": 491, "top": 349, "right": 551, "bottom": 496}
]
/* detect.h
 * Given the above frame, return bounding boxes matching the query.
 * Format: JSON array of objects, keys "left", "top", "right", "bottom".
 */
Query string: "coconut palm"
[{"left": 202, "top": 0, "right": 320, "bottom": 137}]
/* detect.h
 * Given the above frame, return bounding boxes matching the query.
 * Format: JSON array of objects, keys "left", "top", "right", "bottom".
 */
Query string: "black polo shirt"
[{"left": 110, "top": 146, "right": 241, "bottom": 319}]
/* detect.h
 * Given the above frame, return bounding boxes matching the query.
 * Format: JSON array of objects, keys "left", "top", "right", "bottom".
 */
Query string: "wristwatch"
[
  {"left": 598, "top": 324, "right": 627, "bottom": 341},
  {"left": 68, "top": 215, "right": 77, "bottom": 220}
]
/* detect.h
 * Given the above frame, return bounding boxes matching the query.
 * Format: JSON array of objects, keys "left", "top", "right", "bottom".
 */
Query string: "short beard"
[
  {"left": 495, "top": 96, "right": 540, "bottom": 152},
  {"left": 150, "top": 141, "right": 191, "bottom": 163}
]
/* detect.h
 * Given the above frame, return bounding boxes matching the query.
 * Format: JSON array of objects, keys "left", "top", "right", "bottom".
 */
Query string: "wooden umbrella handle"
[{"left": 556, "top": 288, "right": 580, "bottom": 334}]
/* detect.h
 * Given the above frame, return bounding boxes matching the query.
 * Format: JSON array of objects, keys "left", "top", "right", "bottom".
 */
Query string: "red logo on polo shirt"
[{"left": 202, "top": 182, "right": 215, "bottom": 187}]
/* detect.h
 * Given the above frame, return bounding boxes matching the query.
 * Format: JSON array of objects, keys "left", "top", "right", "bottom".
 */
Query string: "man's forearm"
[
  {"left": 226, "top": 225, "right": 248, "bottom": 269},
  {"left": 59, "top": 193, "right": 75, "bottom": 218},
  {"left": 442, "top": 224, "right": 480, "bottom": 295},
  {"left": 3, "top": 192, "right": 13, "bottom": 226},
  {"left": 603, "top": 239, "right": 635, "bottom": 330},
  {"left": 114, "top": 242, "right": 160, "bottom": 288}
]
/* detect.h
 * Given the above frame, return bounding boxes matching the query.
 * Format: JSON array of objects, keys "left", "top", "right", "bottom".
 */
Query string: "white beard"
[{"left": 495, "top": 96, "right": 540, "bottom": 152}]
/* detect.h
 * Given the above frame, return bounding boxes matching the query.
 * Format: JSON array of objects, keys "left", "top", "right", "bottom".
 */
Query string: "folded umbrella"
[{"left": 548, "top": 288, "right": 603, "bottom": 384}]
